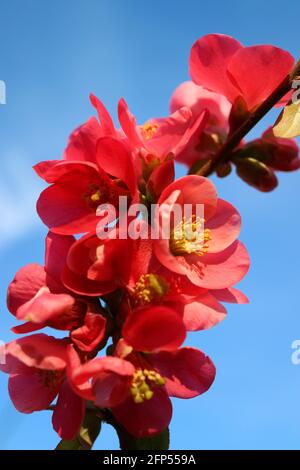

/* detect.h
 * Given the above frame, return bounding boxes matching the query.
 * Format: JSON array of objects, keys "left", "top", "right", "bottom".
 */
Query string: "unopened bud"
[
  {"left": 216, "top": 162, "right": 232, "bottom": 178},
  {"left": 234, "top": 157, "right": 278, "bottom": 192}
]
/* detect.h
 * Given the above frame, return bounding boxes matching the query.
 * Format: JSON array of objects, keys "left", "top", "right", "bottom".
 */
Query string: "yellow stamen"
[
  {"left": 141, "top": 121, "right": 159, "bottom": 140},
  {"left": 83, "top": 183, "right": 104, "bottom": 208},
  {"left": 130, "top": 368, "right": 165, "bottom": 404},
  {"left": 132, "top": 274, "right": 169, "bottom": 307},
  {"left": 90, "top": 191, "right": 101, "bottom": 202},
  {"left": 170, "top": 215, "right": 212, "bottom": 256}
]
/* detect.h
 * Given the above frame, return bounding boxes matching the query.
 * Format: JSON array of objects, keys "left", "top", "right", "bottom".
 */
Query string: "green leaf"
[
  {"left": 273, "top": 100, "right": 300, "bottom": 138},
  {"left": 55, "top": 411, "right": 102, "bottom": 451},
  {"left": 55, "top": 438, "right": 85, "bottom": 451}
]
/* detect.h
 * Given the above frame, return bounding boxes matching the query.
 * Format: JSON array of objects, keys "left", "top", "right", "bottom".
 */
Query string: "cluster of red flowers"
[{"left": 1, "top": 34, "right": 299, "bottom": 444}]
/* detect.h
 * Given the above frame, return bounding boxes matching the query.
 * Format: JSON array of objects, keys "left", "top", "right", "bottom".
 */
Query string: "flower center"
[
  {"left": 169, "top": 215, "right": 212, "bottom": 256},
  {"left": 38, "top": 370, "right": 63, "bottom": 390},
  {"left": 132, "top": 274, "right": 169, "bottom": 307},
  {"left": 130, "top": 368, "right": 165, "bottom": 404},
  {"left": 141, "top": 122, "right": 159, "bottom": 140},
  {"left": 83, "top": 183, "right": 107, "bottom": 209},
  {"left": 83, "top": 180, "right": 130, "bottom": 210}
]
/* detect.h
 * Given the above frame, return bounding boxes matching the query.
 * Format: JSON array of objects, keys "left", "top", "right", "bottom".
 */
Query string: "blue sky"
[{"left": 0, "top": 0, "right": 300, "bottom": 450}]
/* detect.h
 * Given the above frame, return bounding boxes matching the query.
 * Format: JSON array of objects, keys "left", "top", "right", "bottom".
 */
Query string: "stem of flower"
[{"left": 203, "top": 58, "right": 300, "bottom": 176}]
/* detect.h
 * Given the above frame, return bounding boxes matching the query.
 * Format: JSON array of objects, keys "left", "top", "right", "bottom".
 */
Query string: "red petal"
[
  {"left": 158, "top": 175, "right": 218, "bottom": 219},
  {"left": 190, "top": 34, "right": 242, "bottom": 102},
  {"left": 211, "top": 287, "right": 249, "bottom": 304},
  {"left": 93, "top": 372, "right": 130, "bottom": 408},
  {"left": 72, "top": 356, "right": 135, "bottom": 385},
  {"left": 6, "top": 334, "right": 68, "bottom": 370},
  {"left": 63, "top": 117, "right": 101, "bottom": 164},
  {"left": 71, "top": 312, "right": 106, "bottom": 352},
  {"left": 45, "top": 232, "right": 75, "bottom": 288},
  {"left": 61, "top": 264, "right": 116, "bottom": 297},
  {"left": 36, "top": 163, "right": 108, "bottom": 235},
  {"left": 122, "top": 305, "right": 186, "bottom": 353},
  {"left": 8, "top": 373, "right": 59, "bottom": 413},
  {"left": 149, "top": 347, "right": 216, "bottom": 398},
  {"left": 90, "top": 94, "right": 117, "bottom": 136},
  {"left": 227, "top": 45, "right": 294, "bottom": 110},
  {"left": 184, "top": 240, "right": 250, "bottom": 289},
  {"left": 16, "top": 287, "right": 75, "bottom": 325},
  {"left": 183, "top": 292, "right": 227, "bottom": 331},
  {"left": 7, "top": 264, "right": 46, "bottom": 315},
  {"left": 206, "top": 198, "right": 241, "bottom": 253},
  {"left": 52, "top": 381, "right": 85, "bottom": 440},
  {"left": 96, "top": 136, "right": 137, "bottom": 197},
  {"left": 112, "top": 387, "right": 172, "bottom": 438},
  {"left": 11, "top": 322, "right": 45, "bottom": 335},
  {"left": 118, "top": 98, "right": 143, "bottom": 149}
]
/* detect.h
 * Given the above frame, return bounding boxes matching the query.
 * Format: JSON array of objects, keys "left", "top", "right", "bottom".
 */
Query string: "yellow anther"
[
  {"left": 83, "top": 184, "right": 104, "bottom": 208},
  {"left": 132, "top": 274, "right": 169, "bottom": 307},
  {"left": 155, "top": 375, "right": 166, "bottom": 386},
  {"left": 133, "top": 395, "right": 144, "bottom": 404},
  {"left": 90, "top": 191, "right": 101, "bottom": 202},
  {"left": 145, "top": 390, "right": 154, "bottom": 400},
  {"left": 130, "top": 368, "right": 165, "bottom": 404},
  {"left": 141, "top": 121, "right": 159, "bottom": 140},
  {"left": 170, "top": 215, "right": 212, "bottom": 256}
]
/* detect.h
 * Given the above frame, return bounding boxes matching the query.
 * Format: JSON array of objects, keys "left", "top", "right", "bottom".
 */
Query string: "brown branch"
[{"left": 203, "top": 58, "right": 300, "bottom": 176}]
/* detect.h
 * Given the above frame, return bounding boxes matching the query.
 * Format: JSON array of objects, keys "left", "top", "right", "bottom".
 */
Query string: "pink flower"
[
  {"left": 190, "top": 34, "right": 294, "bottom": 111},
  {"left": 171, "top": 81, "right": 231, "bottom": 131},
  {"left": 0, "top": 334, "right": 85, "bottom": 440},
  {"left": 153, "top": 175, "right": 250, "bottom": 289},
  {"left": 170, "top": 81, "right": 231, "bottom": 166}
]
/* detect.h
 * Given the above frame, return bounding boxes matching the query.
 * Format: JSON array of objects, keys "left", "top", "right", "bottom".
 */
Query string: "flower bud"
[{"left": 234, "top": 157, "right": 278, "bottom": 192}]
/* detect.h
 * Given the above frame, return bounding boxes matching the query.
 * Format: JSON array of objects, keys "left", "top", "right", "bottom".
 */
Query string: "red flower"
[
  {"left": 121, "top": 231, "right": 248, "bottom": 332},
  {"left": 153, "top": 175, "right": 250, "bottom": 289},
  {"left": 8, "top": 233, "right": 106, "bottom": 353},
  {"left": 35, "top": 136, "right": 137, "bottom": 235},
  {"left": 190, "top": 34, "right": 294, "bottom": 111},
  {"left": 61, "top": 230, "right": 134, "bottom": 297},
  {"left": 170, "top": 82, "right": 299, "bottom": 188},
  {"left": 63, "top": 94, "right": 122, "bottom": 164},
  {"left": 118, "top": 98, "right": 208, "bottom": 198},
  {"left": 0, "top": 334, "right": 85, "bottom": 440},
  {"left": 69, "top": 306, "right": 215, "bottom": 437}
]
